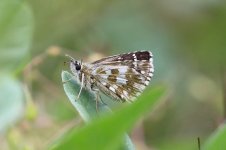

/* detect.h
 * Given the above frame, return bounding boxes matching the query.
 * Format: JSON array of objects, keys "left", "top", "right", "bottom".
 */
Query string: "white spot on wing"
[
  {"left": 112, "top": 84, "right": 118, "bottom": 89},
  {"left": 102, "top": 82, "right": 107, "bottom": 86},
  {"left": 133, "top": 53, "right": 138, "bottom": 61},
  {"left": 149, "top": 58, "right": 153, "bottom": 63},
  {"left": 116, "top": 77, "right": 127, "bottom": 84},
  {"left": 105, "top": 70, "right": 111, "bottom": 74},
  {"left": 123, "top": 90, "right": 129, "bottom": 96},
  {"left": 145, "top": 81, "right": 149, "bottom": 85},
  {"left": 141, "top": 71, "right": 145, "bottom": 74},
  {"left": 109, "top": 86, "right": 116, "bottom": 93},
  {"left": 133, "top": 62, "right": 138, "bottom": 67},
  {"left": 101, "top": 75, "right": 108, "bottom": 79},
  {"left": 149, "top": 72, "right": 153, "bottom": 77},
  {"left": 119, "top": 74, "right": 126, "bottom": 79},
  {"left": 134, "top": 83, "right": 145, "bottom": 90},
  {"left": 150, "top": 68, "right": 154, "bottom": 72},
  {"left": 117, "top": 67, "right": 128, "bottom": 74}
]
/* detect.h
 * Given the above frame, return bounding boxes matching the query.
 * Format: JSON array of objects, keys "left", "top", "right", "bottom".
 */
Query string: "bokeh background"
[{"left": 1, "top": 0, "right": 226, "bottom": 150}]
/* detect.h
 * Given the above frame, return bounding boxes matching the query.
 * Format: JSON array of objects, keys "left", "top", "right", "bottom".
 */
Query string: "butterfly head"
[{"left": 65, "top": 54, "right": 82, "bottom": 75}]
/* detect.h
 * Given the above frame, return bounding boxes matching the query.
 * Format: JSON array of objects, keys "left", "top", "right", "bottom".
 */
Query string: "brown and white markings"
[{"left": 66, "top": 51, "right": 154, "bottom": 103}]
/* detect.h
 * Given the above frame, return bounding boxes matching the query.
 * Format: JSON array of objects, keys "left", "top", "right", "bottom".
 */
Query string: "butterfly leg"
[
  {"left": 62, "top": 77, "right": 73, "bottom": 84},
  {"left": 77, "top": 73, "right": 84, "bottom": 100},
  {"left": 95, "top": 91, "right": 100, "bottom": 113},
  {"left": 91, "top": 83, "right": 100, "bottom": 113},
  {"left": 99, "top": 94, "right": 106, "bottom": 105}
]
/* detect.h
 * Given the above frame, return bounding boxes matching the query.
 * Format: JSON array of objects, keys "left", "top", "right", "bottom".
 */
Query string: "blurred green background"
[{"left": 1, "top": 0, "right": 226, "bottom": 150}]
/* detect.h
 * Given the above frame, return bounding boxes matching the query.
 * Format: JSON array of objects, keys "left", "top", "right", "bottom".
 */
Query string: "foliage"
[
  {"left": 0, "top": 0, "right": 33, "bottom": 133},
  {"left": 204, "top": 124, "right": 226, "bottom": 150},
  {"left": 49, "top": 71, "right": 165, "bottom": 150}
]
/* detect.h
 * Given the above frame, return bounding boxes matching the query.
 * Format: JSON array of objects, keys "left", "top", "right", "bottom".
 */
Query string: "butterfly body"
[{"left": 68, "top": 51, "right": 154, "bottom": 102}]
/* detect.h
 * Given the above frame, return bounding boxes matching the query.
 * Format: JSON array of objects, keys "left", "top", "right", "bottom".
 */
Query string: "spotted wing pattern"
[{"left": 90, "top": 51, "right": 154, "bottom": 102}]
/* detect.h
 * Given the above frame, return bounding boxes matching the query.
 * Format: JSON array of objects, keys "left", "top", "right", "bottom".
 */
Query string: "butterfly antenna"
[
  {"left": 64, "top": 61, "right": 70, "bottom": 66},
  {"left": 80, "top": 59, "right": 83, "bottom": 66},
  {"left": 65, "top": 54, "right": 75, "bottom": 60}
]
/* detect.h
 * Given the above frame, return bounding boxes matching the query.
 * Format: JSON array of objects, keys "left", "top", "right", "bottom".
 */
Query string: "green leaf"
[
  {"left": 203, "top": 124, "right": 226, "bottom": 150},
  {"left": 0, "top": 0, "right": 34, "bottom": 132},
  {"left": 51, "top": 71, "right": 165, "bottom": 150},
  {"left": 0, "top": 75, "right": 24, "bottom": 133},
  {"left": 0, "top": 0, "right": 33, "bottom": 72}
]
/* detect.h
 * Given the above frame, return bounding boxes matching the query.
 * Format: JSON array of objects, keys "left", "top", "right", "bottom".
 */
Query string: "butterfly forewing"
[{"left": 90, "top": 51, "right": 154, "bottom": 102}]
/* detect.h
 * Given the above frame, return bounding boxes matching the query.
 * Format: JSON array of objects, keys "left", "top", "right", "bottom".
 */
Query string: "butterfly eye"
[{"left": 75, "top": 64, "right": 81, "bottom": 71}]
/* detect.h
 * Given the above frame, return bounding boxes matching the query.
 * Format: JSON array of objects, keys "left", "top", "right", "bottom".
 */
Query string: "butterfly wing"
[{"left": 91, "top": 51, "right": 154, "bottom": 102}]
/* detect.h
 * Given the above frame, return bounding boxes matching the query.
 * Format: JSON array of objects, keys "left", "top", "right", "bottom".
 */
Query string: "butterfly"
[{"left": 65, "top": 51, "right": 154, "bottom": 105}]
